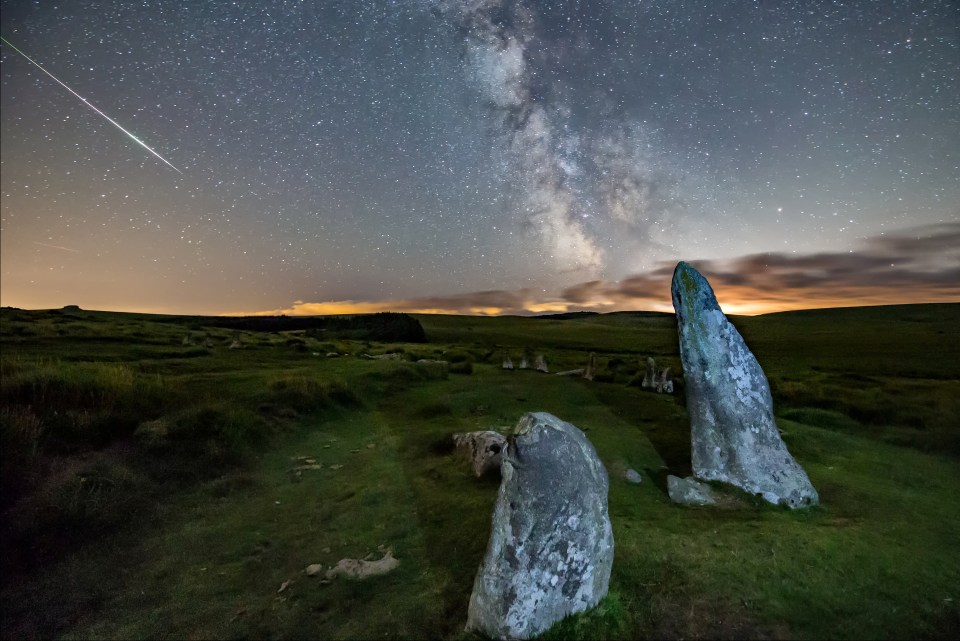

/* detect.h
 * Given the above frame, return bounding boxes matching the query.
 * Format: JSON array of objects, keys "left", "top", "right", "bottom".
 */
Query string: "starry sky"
[{"left": 2, "top": 0, "right": 958, "bottom": 316}]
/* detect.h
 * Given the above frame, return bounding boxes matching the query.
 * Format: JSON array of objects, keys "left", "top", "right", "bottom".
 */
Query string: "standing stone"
[
  {"left": 671, "top": 261, "right": 818, "bottom": 508},
  {"left": 519, "top": 352, "right": 530, "bottom": 369},
  {"left": 641, "top": 357, "right": 656, "bottom": 388},
  {"left": 453, "top": 430, "right": 507, "bottom": 478},
  {"left": 656, "top": 367, "right": 673, "bottom": 394},
  {"left": 534, "top": 354, "right": 549, "bottom": 373},
  {"left": 181, "top": 334, "right": 193, "bottom": 346},
  {"left": 502, "top": 355, "right": 514, "bottom": 370},
  {"left": 466, "top": 412, "right": 614, "bottom": 640},
  {"left": 583, "top": 352, "right": 596, "bottom": 381}
]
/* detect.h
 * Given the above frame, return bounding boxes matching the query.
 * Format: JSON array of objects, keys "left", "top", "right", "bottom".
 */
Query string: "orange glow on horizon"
[{"left": 227, "top": 287, "right": 957, "bottom": 318}]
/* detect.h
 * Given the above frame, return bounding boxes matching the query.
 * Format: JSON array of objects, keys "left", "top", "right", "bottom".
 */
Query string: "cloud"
[
  {"left": 559, "top": 222, "right": 960, "bottom": 314},
  {"left": 240, "top": 223, "right": 959, "bottom": 317}
]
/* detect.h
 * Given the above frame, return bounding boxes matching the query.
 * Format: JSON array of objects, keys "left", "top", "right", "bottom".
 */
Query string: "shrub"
[
  {"left": 134, "top": 419, "right": 170, "bottom": 449},
  {"left": 0, "top": 361, "right": 169, "bottom": 451},
  {"left": 39, "top": 458, "right": 145, "bottom": 532},
  {"left": 1, "top": 405, "right": 44, "bottom": 457}
]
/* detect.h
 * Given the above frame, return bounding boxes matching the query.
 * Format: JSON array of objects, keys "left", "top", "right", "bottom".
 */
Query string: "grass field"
[{"left": 1, "top": 303, "right": 958, "bottom": 639}]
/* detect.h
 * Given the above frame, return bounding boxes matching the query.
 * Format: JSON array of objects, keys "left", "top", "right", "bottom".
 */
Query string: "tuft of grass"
[
  {"left": 538, "top": 592, "right": 630, "bottom": 640},
  {"left": 267, "top": 376, "right": 362, "bottom": 413}
]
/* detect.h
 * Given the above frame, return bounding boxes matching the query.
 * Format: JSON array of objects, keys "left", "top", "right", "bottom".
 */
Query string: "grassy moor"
[{"left": 1, "top": 304, "right": 958, "bottom": 639}]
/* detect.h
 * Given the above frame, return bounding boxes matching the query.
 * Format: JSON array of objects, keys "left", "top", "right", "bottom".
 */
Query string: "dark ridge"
[
  {"left": 533, "top": 311, "right": 600, "bottom": 320},
  {"left": 195, "top": 312, "right": 427, "bottom": 343}
]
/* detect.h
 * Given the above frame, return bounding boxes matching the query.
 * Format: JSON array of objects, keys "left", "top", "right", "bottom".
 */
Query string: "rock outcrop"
[
  {"left": 466, "top": 412, "right": 613, "bottom": 640},
  {"left": 671, "top": 261, "right": 818, "bottom": 508},
  {"left": 453, "top": 430, "right": 507, "bottom": 478}
]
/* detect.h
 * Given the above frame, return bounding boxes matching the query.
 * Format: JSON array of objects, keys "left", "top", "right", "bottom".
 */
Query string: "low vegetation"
[{"left": 0, "top": 303, "right": 957, "bottom": 639}]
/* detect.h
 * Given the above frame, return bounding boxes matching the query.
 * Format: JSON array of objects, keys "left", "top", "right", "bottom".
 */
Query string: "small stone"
[
  {"left": 305, "top": 564, "right": 324, "bottom": 576},
  {"left": 534, "top": 354, "right": 549, "bottom": 373},
  {"left": 330, "top": 464, "right": 343, "bottom": 471},
  {"left": 642, "top": 357, "right": 656, "bottom": 389},
  {"left": 624, "top": 468, "right": 642, "bottom": 484},
  {"left": 667, "top": 475, "right": 717, "bottom": 506},
  {"left": 453, "top": 431, "right": 507, "bottom": 478},
  {"left": 583, "top": 352, "right": 596, "bottom": 381},
  {"left": 326, "top": 550, "right": 399, "bottom": 580}
]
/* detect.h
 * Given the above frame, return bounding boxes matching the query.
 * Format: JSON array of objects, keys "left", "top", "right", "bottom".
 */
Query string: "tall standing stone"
[
  {"left": 671, "top": 261, "right": 819, "bottom": 508},
  {"left": 466, "top": 412, "right": 614, "bottom": 640}
]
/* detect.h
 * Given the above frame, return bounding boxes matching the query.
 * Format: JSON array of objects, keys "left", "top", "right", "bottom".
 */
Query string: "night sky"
[{"left": 2, "top": 0, "right": 958, "bottom": 315}]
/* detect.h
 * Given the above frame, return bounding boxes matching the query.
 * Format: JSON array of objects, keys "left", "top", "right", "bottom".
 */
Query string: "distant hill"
[
  {"left": 536, "top": 310, "right": 674, "bottom": 321},
  {"left": 756, "top": 302, "right": 960, "bottom": 323}
]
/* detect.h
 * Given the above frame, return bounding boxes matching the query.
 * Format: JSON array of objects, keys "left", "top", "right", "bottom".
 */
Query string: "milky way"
[{"left": 1, "top": 0, "right": 957, "bottom": 314}]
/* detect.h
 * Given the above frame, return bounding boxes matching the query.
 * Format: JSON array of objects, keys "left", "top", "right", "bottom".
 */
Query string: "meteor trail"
[{"left": 1, "top": 36, "right": 183, "bottom": 174}]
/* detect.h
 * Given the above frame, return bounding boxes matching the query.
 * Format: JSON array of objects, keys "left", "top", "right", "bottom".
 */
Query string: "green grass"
[{"left": 1, "top": 304, "right": 958, "bottom": 639}]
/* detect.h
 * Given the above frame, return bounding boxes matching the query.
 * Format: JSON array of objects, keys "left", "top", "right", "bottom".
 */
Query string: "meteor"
[{"left": 1, "top": 36, "right": 183, "bottom": 174}]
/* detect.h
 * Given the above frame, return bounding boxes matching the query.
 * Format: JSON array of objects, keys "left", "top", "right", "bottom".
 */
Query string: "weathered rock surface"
[
  {"left": 624, "top": 468, "right": 643, "bottom": 484},
  {"left": 453, "top": 430, "right": 507, "bottom": 477},
  {"left": 667, "top": 475, "right": 717, "bottom": 506},
  {"left": 466, "top": 412, "right": 614, "bottom": 640},
  {"left": 671, "top": 261, "right": 818, "bottom": 508}
]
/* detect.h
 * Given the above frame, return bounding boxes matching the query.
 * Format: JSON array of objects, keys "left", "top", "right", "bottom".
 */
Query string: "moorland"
[{"left": 1, "top": 303, "right": 958, "bottom": 639}]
